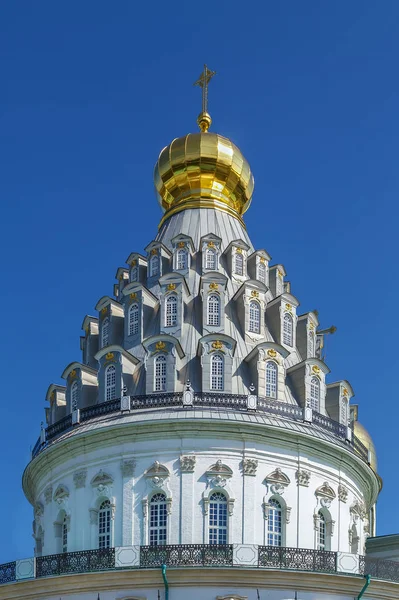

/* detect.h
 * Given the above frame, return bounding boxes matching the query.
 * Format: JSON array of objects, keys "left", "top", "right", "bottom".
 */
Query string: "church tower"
[{"left": 1, "top": 67, "right": 396, "bottom": 600}]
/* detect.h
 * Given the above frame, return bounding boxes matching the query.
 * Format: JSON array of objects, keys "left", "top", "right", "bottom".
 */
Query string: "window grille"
[
  {"left": 205, "top": 248, "right": 217, "bottom": 270},
  {"left": 249, "top": 300, "right": 261, "bottom": 333},
  {"left": 266, "top": 361, "right": 277, "bottom": 398},
  {"left": 150, "top": 255, "right": 159, "bottom": 277},
  {"left": 340, "top": 398, "right": 348, "bottom": 425},
  {"left": 101, "top": 317, "right": 109, "bottom": 348},
  {"left": 62, "top": 516, "right": 68, "bottom": 553},
  {"left": 283, "top": 313, "right": 293, "bottom": 346},
  {"left": 128, "top": 303, "right": 139, "bottom": 336},
  {"left": 207, "top": 294, "right": 221, "bottom": 327},
  {"left": 165, "top": 295, "right": 178, "bottom": 327},
  {"left": 258, "top": 262, "right": 266, "bottom": 283},
  {"left": 98, "top": 500, "right": 111, "bottom": 549},
  {"left": 149, "top": 493, "right": 167, "bottom": 546},
  {"left": 210, "top": 354, "right": 224, "bottom": 391},
  {"left": 209, "top": 491, "right": 228, "bottom": 544},
  {"left": 105, "top": 364, "right": 116, "bottom": 401},
  {"left": 177, "top": 249, "right": 187, "bottom": 270},
  {"left": 267, "top": 499, "right": 282, "bottom": 546},
  {"left": 234, "top": 252, "right": 244, "bottom": 276},
  {"left": 310, "top": 376, "right": 320, "bottom": 411},
  {"left": 131, "top": 266, "right": 138, "bottom": 282},
  {"left": 71, "top": 381, "right": 78, "bottom": 412},
  {"left": 276, "top": 274, "right": 283, "bottom": 295},
  {"left": 154, "top": 355, "right": 167, "bottom": 392},
  {"left": 308, "top": 329, "right": 315, "bottom": 356},
  {"left": 317, "top": 511, "right": 326, "bottom": 550}
]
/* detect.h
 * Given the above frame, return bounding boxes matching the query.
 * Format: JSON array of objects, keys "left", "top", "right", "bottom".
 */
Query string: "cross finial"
[{"left": 194, "top": 64, "right": 216, "bottom": 132}]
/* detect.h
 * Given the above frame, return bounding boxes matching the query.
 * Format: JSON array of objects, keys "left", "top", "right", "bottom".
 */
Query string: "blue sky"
[{"left": 0, "top": 1, "right": 398, "bottom": 562}]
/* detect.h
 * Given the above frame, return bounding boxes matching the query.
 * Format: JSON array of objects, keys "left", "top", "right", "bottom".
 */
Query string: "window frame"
[
  {"left": 205, "top": 248, "right": 217, "bottom": 270},
  {"left": 207, "top": 293, "right": 221, "bottom": 327},
  {"left": 234, "top": 252, "right": 244, "bottom": 276},
  {"left": 71, "top": 380, "right": 78, "bottom": 412},
  {"left": 149, "top": 492, "right": 168, "bottom": 546},
  {"left": 265, "top": 361, "right": 278, "bottom": 399},
  {"left": 105, "top": 364, "right": 117, "bottom": 401},
  {"left": 101, "top": 317, "right": 109, "bottom": 348},
  {"left": 210, "top": 353, "right": 224, "bottom": 391},
  {"left": 310, "top": 376, "right": 320, "bottom": 412},
  {"left": 316, "top": 510, "right": 326, "bottom": 550},
  {"left": 154, "top": 354, "right": 167, "bottom": 392},
  {"left": 267, "top": 498, "right": 282, "bottom": 547},
  {"left": 165, "top": 294, "right": 178, "bottom": 327},
  {"left": 176, "top": 248, "right": 187, "bottom": 270},
  {"left": 128, "top": 302, "right": 139, "bottom": 336},
  {"left": 248, "top": 300, "right": 261, "bottom": 334},
  {"left": 208, "top": 491, "right": 228, "bottom": 545},
  {"left": 98, "top": 499, "right": 112, "bottom": 549},
  {"left": 149, "top": 254, "right": 159, "bottom": 277},
  {"left": 62, "top": 515, "right": 68, "bottom": 553},
  {"left": 257, "top": 261, "right": 266, "bottom": 284},
  {"left": 282, "top": 313, "right": 293, "bottom": 346}
]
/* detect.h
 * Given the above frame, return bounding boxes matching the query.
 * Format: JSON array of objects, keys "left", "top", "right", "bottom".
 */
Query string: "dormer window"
[
  {"left": 276, "top": 271, "right": 283, "bottom": 296},
  {"left": 154, "top": 355, "right": 166, "bottom": 392},
  {"left": 176, "top": 248, "right": 187, "bottom": 270},
  {"left": 340, "top": 397, "right": 349, "bottom": 425},
  {"left": 310, "top": 376, "right": 320, "bottom": 411},
  {"left": 283, "top": 313, "right": 293, "bottom": 346},
  {"left": 101, "top": 317, "right": 109, "bottom": 348},
  {"left": 266, "top": 361, "right": 277, "bottom": 398},
  {"left": 207, "top": 294, "right": 221, "bottom": 327},
  {"left": 71, "top": 381, "right": 78, "bottom": 411},
  {"left": 257, "top": 261, "right": 266, "bottom": 284},
  {"left": 150, "top": 254, "right": 159, "bottom": 277},
  {"left": 128, "top": 303, "right": 139, "bottom": 336},
  {"left": 105, "top": 364, "right": 116, "bottom": 401},
  {"left": 131, "top": 266, "right": 138, "bottom": 282},
  {"left": 234, "top": 251, "right": 244, "bottom": 276},
  {"left": 165, "top": 294, "right": 178, "bottom": 327},
  {"left": 206, "top": 247, "right": 217, "bottom": 270},
  {"left": 308, "top": 328, "right": 315, "bottom": 357},
  {"left": 249, "top": 300, "right": 261, "bottom": 334},
  {"left": 210, "top": 354, "right": 224, "bottom": 391}
]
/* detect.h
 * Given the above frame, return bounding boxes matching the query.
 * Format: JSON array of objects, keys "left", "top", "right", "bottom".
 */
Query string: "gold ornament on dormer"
[
  {"left": 285, "top": 303, "right": 292, "bottom": 311},
  {"left": 167, "top": 283, "right": 176, "bottom": 291},
  {"left": 209, "top": 282, "right": 219, "bottom": 290},
  {"left": 151, "top": 248, "right": 157, "bottom": 255},
  {"left": 236, "top": 247, "right": 243, "bottom": 254},
  {"left": 267, "top": 349, "right": 277, "bottom": 358},
  {"left": 105, "top": 352, "right": 114, "bottom": 361},
  {"left": 178, "top": 242, "right": 185, "bottom": 248},
  {"left": 69, "top": 370, "right": 77, "bottom": 380},
  {"left": 312, "top": 365, "right": 321, "bottom": 375},
  {"left": 130, "top": 292, "right": 137, "bottom": 300},
  {"left": 260, "top": 257, "right": 266, "bottom": 264},
  {"left": 277, "top": 269, "right": 283, "bottom": 278},
  {"left": 207, "top": 241, "right": 216, "bottom": 248},
  {"left": 155, "top": 341, "right": 166, "bottom": 352},
  {"left": 343, "top": 388, "right": 348, "bottom": 396},
  {"left": 130, "top": 259, "right": 137, "bottom": 267},
  {"left": 309, "top": 322, "right": 315, "bottom": 331},
  {"left": 251, "top": 290, "right": 259, "bottom": 298},
  {"left": 212, "top": 340, "right": 223, "bottom": 350},
  {"left": 101, "top": 307, "right": 107, "bottom": 316}
]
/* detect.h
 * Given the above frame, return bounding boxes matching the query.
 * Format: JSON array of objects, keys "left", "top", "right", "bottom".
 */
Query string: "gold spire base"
[
  {"left": 158, "top": 197, "right": 246, "bottom": 230},
  {"left": 197, "top": 112, "right": 212, "bottom": 132}
]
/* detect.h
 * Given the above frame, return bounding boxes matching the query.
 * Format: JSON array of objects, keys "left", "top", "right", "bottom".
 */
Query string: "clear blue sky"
[{"left": 0, "top": 1, "right": 398, "bottom": 562}]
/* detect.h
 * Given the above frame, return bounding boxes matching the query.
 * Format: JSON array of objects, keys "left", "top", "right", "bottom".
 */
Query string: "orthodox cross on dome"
[{"left": 194, "top": 64, "right": 216, "bottom": 132}]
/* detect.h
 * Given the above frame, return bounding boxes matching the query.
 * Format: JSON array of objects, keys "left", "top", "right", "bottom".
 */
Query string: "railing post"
[
  {"left": 121, "top": 395, "right": 130, "bottom": 412},
  {"left": 304, "top": 405, "right": 313, "bottom": 423},
  {"left": 346, "top": 426, "right": 352, "bottom": 442},
  {"left": 182, "top": 381, "right": 194, "bottom": 407},
  {"left": 247, "top": 383, "right": 257, "bottom": 411},
  {"left": 72, "top": 409, "right": 80, "bottom": 426},
  {"left": 40, "top": 423, "right": 46, "bottom": 444}
]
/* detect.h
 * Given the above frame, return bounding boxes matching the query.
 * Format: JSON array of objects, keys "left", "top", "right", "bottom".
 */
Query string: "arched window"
[
  {"left": 149, "top": 493, "right": 167, "bottom": 546},
  {"left": 210, "top": 354, "right": 224, "bottom": 391},
  {"left": 267, "top": 499, "right": 282, "bottom": 546},
  {"left": 105, "top": 364, "right": 116, "bottom": 401},
  {"left": 205, "top": 248, "right": 217, "bottom": 270},
  {"left": 308, "top": 329, "right": 315, "bottom": 356},
  {"left": 128, "top": 303, "right": 139, "bottom": 336},
  {"left": 177, "top": 249, "right": 187, "bottom": 270},
  {"left": 276, "top": 273, "right": 283, "bottom": 296},
  {"left": 150, "top": 254, "right": 159, "bottom": 277},
  {"left": 101, "top": 317, "right": 109, "bottom": 348},
  {"left": 266, "top": 362, "right": 277, "bottom": 398},
  {"left": 283, "top": 313, "right": 293, "bottom": 346},
  {"left": 130, "top": 266, "right": 138, "bottom": 282},
  {"left": 340, "top": 398, "right": 349, "bottom": 425},
  {"left": 62, "top": 515, "right": 68, "bottom": 553},
  {"left": 316, "top": 510, "right": 326, "bottom": 550},
  {"left": 310, "top": 377, "right": 320, "bottom": 412},
  {"left": 154, "top": 355, "right": 166, "bottom": 392},
  {"left": 258, "top": 262, "right": 266, "bottom": 283},
  {"left": 165, "top": 294, "right": 178, "bottom": 327},
  {"left": 209, "top": 491, "right": 228, "bottom": 544},
  {"left": 234, "top": 252, "right": 244, "bottom": 276},
  {"left": 249, "top": 301, "right": 261, "bottom": 333},
  {"left": 71, "top": 381, "right": 78, "bottom": 412},
  {"left": 98, "top": 500, "right": 111, "bottom": 549},
  {"left": 207, "top": 294, "right": 220, "bottom": 326}
]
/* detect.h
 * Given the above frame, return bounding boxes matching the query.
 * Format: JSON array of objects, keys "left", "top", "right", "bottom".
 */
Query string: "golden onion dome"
[
  {"left": 154, "top": 131, "right": 254, "bottom": 228},
  {"left": 354, "top": 421, "right": 378, "bottom": 473}
]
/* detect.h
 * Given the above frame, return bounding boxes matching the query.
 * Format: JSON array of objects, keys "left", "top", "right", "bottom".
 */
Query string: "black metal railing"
[
  {"left": 36, "top": 548, "right": 115, "bottom": 578},
  {"left": 0, "top": 561, "right": 16, "bottom": 584},
  {"left": 140, "top": 544, "right": 234, "bottom": 567},
  {"left": 258, "top": 545, "right": 337, "bottom": 573},
  {"left": 31, "top": 392, "right": 371, "bottom": 468},
  {"left": 359, "top": 555, "right": 399, "bottom": 583}
]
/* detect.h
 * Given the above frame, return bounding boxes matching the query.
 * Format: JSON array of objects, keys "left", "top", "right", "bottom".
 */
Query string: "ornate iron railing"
[
  {"left": 194, "top": 392, "right": 248, "bottom": 410},
  {"left": 359, "top": 555, "right": 399, "bottom": 583},
  {"left": 140, "top": 543, "right": 234, "bottom": 567},
  {"left": 313, "top": 412, "right": 347, "bottom": 439},
  {"left": 257, "top": 397, "right": 304, "bottom": 420},
  {"left": 258, "top": 545, "right": 337, "bottom": 573},
  {"left": 36, "top": 548, "right": 115, "bottom": 577},
  {"left": 0, "top": 561, "right": 16, "bottom": 584},
  {"left": 130, "top": 393, "right": 183, "bottom": 410},
  {"left": 353, "top": 435, "right": 369, "bottom": 463},
  {"left": 80, "top": 398, "right": 121, "bottom": 421},
  {"left": 46, "top": 414, "right": 72, "bottom": 441}
]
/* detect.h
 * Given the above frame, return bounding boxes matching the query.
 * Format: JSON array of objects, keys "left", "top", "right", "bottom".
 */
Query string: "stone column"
[
  {"left": 242, "top": 458, "right": 258, "bottom": 544},
  {"left": 73, "top": 469, "right": 87, "bottom": 551},
  {"left": 180, "top": 455, "right": 196, "bottom": 544},
  {"left": 121, "top": 459, "right": 136, "bottom": 547}
]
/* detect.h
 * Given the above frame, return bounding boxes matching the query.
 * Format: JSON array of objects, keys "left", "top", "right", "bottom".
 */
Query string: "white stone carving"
[
  {"left": 73, "top": 469, "right": 87, "bottom": 489},
  {"left": 121, "top": 459, "right": 136, "bottom": 477},
  {"left": 242, "top": 458, "right": 258, "bottom": 476},
  {"left": 265, "top": 468, "right": 290, "bottom": 494},
  {"left": 180, "top": 455, "right": 196, "bottom": 472},
  {"left": 53, "top": 485, "right": 69, "bottom": 505},
  {"left": 295, "top": 469, "right": 311, "bottom": 487},
  {"left": 338, "top": 484, "right": 348, "bottom": 503},
  {"left": 44, "top": 486, "right": 53, "bottom": 505}
]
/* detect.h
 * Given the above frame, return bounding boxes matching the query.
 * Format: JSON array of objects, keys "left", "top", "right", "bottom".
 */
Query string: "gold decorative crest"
[
  {"left": 167, "top": 283, "right": 176, "bottom": 291},
  {"left": 212, "top": 340, "right": 223, "bottom": 350},
  {"left": 101, "top": 307, "right": 107, "bottom": 316},
  {"left": 151, "top": 248, "right": 157, "bottom": 255},
  {"left": 207, "top": 241, "right": 216, "bottom": 249},
  {"left": 209, "top": 282, "right": 219, "bottom": 290},
  {"left": 178, "top": 241, "right": 185, "bottom": 248},
  {"left": 267, "top": 349, "right": 277, "bottom": 358},
  {"left": 69, "top": 369, "right": 77, "bottom": 380},
  {"left": 105, "top": 352, "right": 114, "bottom": 361},
  {"left": 236, "top": 247, "right": 243, "bottom": 254},
  {"left": 309, "top": 322, "right": 315, "bottom": 331},
  {"left": 277, "top": 269, "right": 283, "bottom": 278},
  {"left": 260, "top": 256, "right": 266, "bottom": 264},
  {"left": 130, "top": 259, "right": 137, "bottom": 267},
  {"left": 312, "top": 365, "right": 321, "bottom": 375},
  {"left": 343, "top": 388, "right": 348, "bottom": 396},
  {"left": 285, "top": 303, "right": 292, "bottom": 311},
  {"left": 155, "top": 341, "right": 166, "bottom": 352},
  {"left": 251, "top": 290, "right": 259, "bottom": 298},
  {"left": 130, "top": 293, "right": 137, "bottom": 300}
]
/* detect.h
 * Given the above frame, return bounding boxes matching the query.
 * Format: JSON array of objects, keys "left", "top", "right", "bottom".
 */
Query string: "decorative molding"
[
  {"left": 296, "top": 469, "right": 311, "bottom": 487},
  {"left": 144, "top": 461, "right": 170, "bottom": 491},
  {"left": 265, "top": 468, "right": 290, "bottom": 494},
  {"left": 44, "top": 486, "right": 53, "bottom": 505},
  {"left": 350, "top": 499, "right": 367, "bottom": 520},
  {"left": 180, "top": 455, "right": 196, "bottom": 473},
  {"left": 338, "top": 484, "right": 348, "bottom": 503},
  {"left": 242, "top": 458, "right": 258, "bottom": 476},
  {"left": 267, "top": 348, "right": 277, "bottom": 358},
  {"left": 121, "top": 459, "right": 136, "bottom": 477},
  {"left": 211, "top": 340, "right": 223, "bottom": 351},
  {"left": 53, "top": 485, "right": 69, "bottom": 505},
  {"left": 155, "top": 341, "right": 166, "bottom": 352},
  {"left": 206, "top": 460, "right": 233, "bottom": 489},
  {"left": 73, "top": 469, "right": 87, "bottom": 489},
  {"left": 34, "top": 502, "right": 44, "bottom": 519},
  {"left": 91, "top": 470, "right": 114, "bottom": 487}
]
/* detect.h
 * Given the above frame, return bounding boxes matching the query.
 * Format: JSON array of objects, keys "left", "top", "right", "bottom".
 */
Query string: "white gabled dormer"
[
  {"left": 171, "top": 234, "right": 194, "bottom": 274},
  {"left": 94, "top": 345, "right": 140, "bottom": 401},
  {"left": 121, "top": 282, "right": 158, "bottom": 346},
  {"left": 287, "top": 358, "right": 330, "bottom": 413},
  {"left": 145, "top": 241, "right": 172, "bottom": 283},
  {"left": 80, "top": 315, "right": 99, "bottom": 369},
  {"left": 95, "top": 296, "right": 125, "bottom": 349},
  {"left": 114, "top": 267, "right": 129, "bottom": 300},
  {"left": 61, "top": 362, "right": 98, "bottom": 412},
  {"left": 269, "top": 264, "right": 286, "bottom": 297},
  {"left": 201, "top": 233, "right": 222, "bottom": 274},
  {"left": 45, "top": 384, "right": 66, "bottom": 426},
  {"left": 200, "top": 272, "right": 228, "bottom": 335},
  {"left": 296, "top": 311, "right": 319, "bottom": 360},
  {"left": 158, "top": 272, "right": 190, "bottom": 337},
  {"left": 326, "top": 380, "right": 354, "bottom": 426},
  {"left": 247, "top": 249, "right": 271, "bottom": 287},
  {"left": 232, "top": 280, "right": 267, "bottom": 343},
  {"left": 244, "top": 342, "right": 289, "bottom": 401},
  {"left": 224, "top": 239, "right": 250, "bottom": 282},
  {"left": 125, "top": 252, "right": 148, "bottom": 284}
]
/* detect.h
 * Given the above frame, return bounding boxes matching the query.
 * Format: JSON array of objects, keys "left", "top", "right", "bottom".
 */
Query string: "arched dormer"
[
  {"left": 145, "top": 241, "right": 172, "bottom": 283},
  {"left": 286, "top": 358, "right": 330, "bottom": 413},
  {"left": 326, "top": 380, "right": 354, "bottom": 426},
  {"left": 232, "top": 280, "right": 267, "bottom": 342},
  {"left": 224, "top": 239, "right": 250, "bottom": 280},
  {"left": 125, "top": 252, "right": 147, "bottom": 285},
  {"left": 121, "top": 283, "right": 158, "bottom": 345},
  {"left": 81, "top": 315, "right": 99, "bottom": 369},
  {"left": 95, "top": 345, "right": 139, "bottom": 401},
  {"left": 201, "top": 233, "right": 222, "bottom": 274},
  {"left": 200, "top": 272, "right": 228, "bottom": 334},
  {"left": 95, "top": 296, "right": 125, "bottom": 349},
  {"left": 198, "top": 334, "right": 236, "bottom": 394},
  {"left": 61, "top": 362, "right": 98, "bottom": 413},
  {"left": 245, "top": 342, "right": 289, "bottom": 401},
  {"left": 158, "top": 273, "right": 190, "bottom": 336},
  {"left": 171, "top": 234, "right": 194, "bottom": 274},
  {"left": 45, "top": 384, "right": 66, "bottom": 426},
  {"left": 142, "top": 334, "right": 184, "bottom": 394},
  {"left": 247, "top": 249, "right": 271, "bottom": 286}
]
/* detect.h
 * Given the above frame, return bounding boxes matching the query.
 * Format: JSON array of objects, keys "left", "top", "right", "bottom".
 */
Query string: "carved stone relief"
[
  {"left": 295, "top": 469, "right": 311, "bottom": 487},
  {"left": 180, "top": 455, "right": 196, "bottom": 472},
  {"left": 73, "top": 469, "right": 87, "bottom": 489}
]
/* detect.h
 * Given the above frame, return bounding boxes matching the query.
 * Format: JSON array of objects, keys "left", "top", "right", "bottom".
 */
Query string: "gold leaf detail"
[
  {"left": 251, "top": 290, "right": 259, "bottom": 298},
  {"left": 101, "top": 307, "right": 107, "bottom": 316},
  {"left": 267, "top": 349, "right": 277, "bottom": 358},
  {"left": 343, "top": 388, "right": 348, "bottom": 396},
  {"left": 155, "top": 341, "right": 166, "bottom": 352},
  {"left": 309, "top": 322, "right": 315, "bottom": 331},
  {"left": 69, "top": 369, "right": 77, "bottom": 379},
  {"left": 167, "top": 283, "right": 176, "bottom": 291},
  {"left": 278, "top": 270, "right": 283, "bottom": 278},
  {"left": 312, "top": 365, "right": 321, "bottom": 375},
  {"left": 207, "top": 241, "right": 215, "bottom": 248},
  {"left": 236, "top": 247, "right": 243, "bottom": 254},
  {"left": 212, "top": 340, "right": 223, "bottom": 350},
  {"left": 178, "top": 241, "right": 185, "bottom": 248},
  {"left": 130, "top": 259, "right": 137, "bottom": 267},
  {"left": 130, "top": 293, "right": 137, "bottom": 300},
  {"left": 151, "top": 248, "right": 157, "bottom": 255},
  {"left": 209, "top": 282, "right": 219, "bottom": 290},
  {"left": 285, "top": 303, "right": 292, "bottom": 311},
  {"left": 105, "top": 352, "right": 114, "bottom": 361},
  {"left": 260, "top": 257, "right": 266, "bottom": 264}
]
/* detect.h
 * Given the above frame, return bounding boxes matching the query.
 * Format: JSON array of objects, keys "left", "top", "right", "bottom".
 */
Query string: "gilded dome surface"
[
  {"left": 354, "top": 421, "right": 378, "bottom": 473},
  {"left": 154, "top": 132, "right": 254, "bottom": 226}
]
